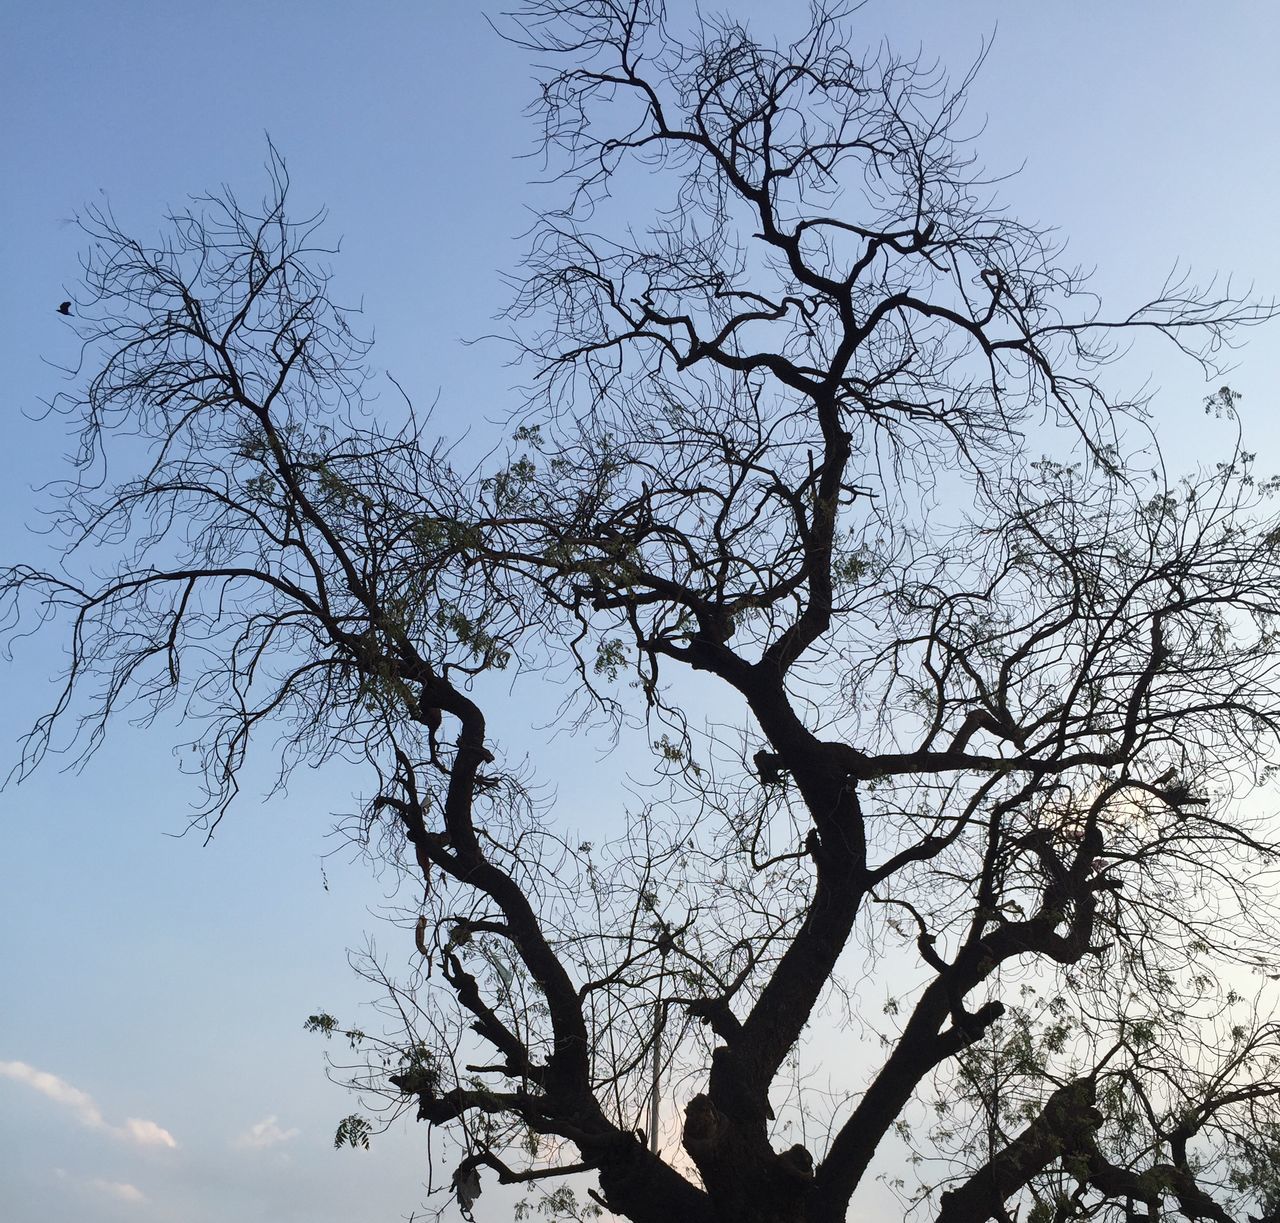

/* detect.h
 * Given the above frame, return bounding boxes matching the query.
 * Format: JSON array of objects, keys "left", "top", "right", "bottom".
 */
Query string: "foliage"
[{"left": 334, "top": 1114, "right": 372, "bottom": 1151}]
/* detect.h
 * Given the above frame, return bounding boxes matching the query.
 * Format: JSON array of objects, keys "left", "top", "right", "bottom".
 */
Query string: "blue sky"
[{"left": 3, "top": 4, "right": 1280, "bottom": 1221}]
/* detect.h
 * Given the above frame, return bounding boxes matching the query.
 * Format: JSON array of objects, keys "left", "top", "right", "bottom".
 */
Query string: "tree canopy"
[{"left": 8, "top": 4, "right": 1280, "bottom": 1223}]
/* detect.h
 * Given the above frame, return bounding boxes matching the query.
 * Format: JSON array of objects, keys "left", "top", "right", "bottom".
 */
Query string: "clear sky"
[{"left": 3, "top": 4, "right": 1280, "bottom": 1222}]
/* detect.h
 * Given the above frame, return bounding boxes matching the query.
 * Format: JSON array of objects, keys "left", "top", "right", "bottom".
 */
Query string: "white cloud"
[
  {"left": 0, "top": 1060, "right": 105, "bottom": 1128},
  {"left": 89, "top": 1178, "right": 146, "bottom": 1204},
  {"left": 234, "top": 1114, "right": 300, "bottom": 1150},
  {"left": 120, "top": 1117, "right": 178, "bottom": 1149},
  {"left": 0, "top": 1060, "right": 177, "bottom": 1148}
]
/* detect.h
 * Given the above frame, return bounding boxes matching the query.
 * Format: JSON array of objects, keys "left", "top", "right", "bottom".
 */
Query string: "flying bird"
[{"left": 57, "top": 301, "right": 72, "bottom": 315}]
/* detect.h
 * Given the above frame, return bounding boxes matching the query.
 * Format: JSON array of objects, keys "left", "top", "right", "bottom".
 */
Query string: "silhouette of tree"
[{"left": 8, "top": 6, "right": 1280, "bottom": 1223}]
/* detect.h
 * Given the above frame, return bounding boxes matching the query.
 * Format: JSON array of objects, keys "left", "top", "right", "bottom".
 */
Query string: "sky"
[{"left": 3, "top": 4, "right": 1280, "bottom": 1222}]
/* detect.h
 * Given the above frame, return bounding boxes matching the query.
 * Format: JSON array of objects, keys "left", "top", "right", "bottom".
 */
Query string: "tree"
[{"left": 7, "top": 4, "right": 1280, "bottom": 1222}]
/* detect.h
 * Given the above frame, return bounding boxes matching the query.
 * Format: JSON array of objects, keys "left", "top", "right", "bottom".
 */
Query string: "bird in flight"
[{"left": 57, "top": 301, "right": 72, "bottom": 315}]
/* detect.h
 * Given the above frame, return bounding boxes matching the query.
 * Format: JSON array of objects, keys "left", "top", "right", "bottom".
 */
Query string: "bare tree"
[{"left": 7, "top": 5, "right": 1280, "bottom": 1223}]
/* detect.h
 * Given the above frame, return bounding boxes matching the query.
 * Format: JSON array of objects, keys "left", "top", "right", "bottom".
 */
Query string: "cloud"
[
  {"left": 234, "top": 1114, "right": 300, "bottom": 1150},
  {"left": 0, "top": 1060, "right": 177, "bottom": 1149},
  {"left": 120, "top": 1117, "right": 178, "bottom": 1149},
  {"left": 89, "top": 1178, "right": 146, "bottom": 1204},
  {"left": 0, "top": 1060, "right": 105, "bottom": 1128}
]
